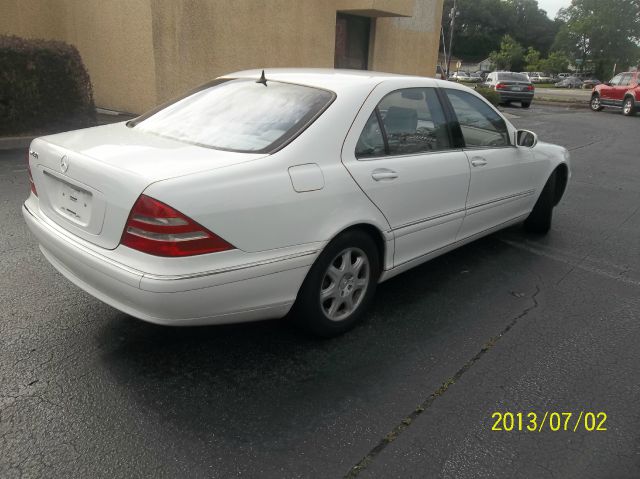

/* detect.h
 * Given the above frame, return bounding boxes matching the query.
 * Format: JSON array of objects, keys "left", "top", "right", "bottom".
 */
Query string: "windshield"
[
  {"left": 133, "top": 79, "right": 335, "bottom": 153},
  {"left": 498, "top": 73, "right": 530, "bottom": 82}
]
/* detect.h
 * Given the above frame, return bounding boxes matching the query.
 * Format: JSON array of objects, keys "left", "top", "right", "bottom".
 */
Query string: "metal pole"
[{"left": 446, "top": 0, "right": 457, "bottom": 78}]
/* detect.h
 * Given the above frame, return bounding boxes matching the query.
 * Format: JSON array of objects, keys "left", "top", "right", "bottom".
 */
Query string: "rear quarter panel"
[{"left": 143, "top": 83, "right": 392, "bottom": 255}]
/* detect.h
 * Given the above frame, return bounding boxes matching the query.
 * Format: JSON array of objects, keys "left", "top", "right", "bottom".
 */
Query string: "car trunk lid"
[{"left": 29, "top": 122, "right": 266, "bottom": 249}]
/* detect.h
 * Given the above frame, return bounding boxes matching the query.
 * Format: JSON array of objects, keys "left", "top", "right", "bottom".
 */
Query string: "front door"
[
  {"left": 341, "top": 85, "right": 470, "bottom": 267},
  {"left": 442, "top": 88, "right": 544, "bottom": 239},
  {"left": 601, "top": 73, "right": 630, "bottom": 106}
]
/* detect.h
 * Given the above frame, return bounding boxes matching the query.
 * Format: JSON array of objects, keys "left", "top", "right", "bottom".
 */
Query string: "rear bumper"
[
  {"left": 23, "top": 202, "right": 316, "bottom": 325},
  {"left": 498, "top": 91, "right": 535, "bottom": 102}
]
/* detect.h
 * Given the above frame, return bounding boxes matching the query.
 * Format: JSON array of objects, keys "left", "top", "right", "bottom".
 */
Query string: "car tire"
[
  {"left": 590, "top": 94, "right": 604, "bottom": 112},
  {"left": 524, "top": 173, "right": 557, "bottom": 235},
  {"left": 521, "top": 102, "right": 531, "bottom": 109},
  {"left": 623, "top": 96, "right": 636, "bottom": 116},
  {"left": 292, "top": 229, "right": 380, "bottom": 337}
]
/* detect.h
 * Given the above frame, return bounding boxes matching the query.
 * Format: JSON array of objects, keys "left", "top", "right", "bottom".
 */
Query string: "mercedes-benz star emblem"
[{"left": 60, "top": 155, "right": 69, "bottom": 173}]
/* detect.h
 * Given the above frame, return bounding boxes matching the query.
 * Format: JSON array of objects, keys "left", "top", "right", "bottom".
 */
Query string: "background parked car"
[
  {"left": 582, "top": 78, "right": 601, "bottom": 89},
  {"left": 484, "top": 71, "right": 535, "bottom": 108},
  {"left": 555, "top": 76, "right": 583, "bottom": 89},
  {"left": 449, "top": 71, "right": 470, "bottom": 81},
  {"left": 450, "top": 71, "right": 481, "bottom": 83},
  {"left": 590, "top": 71, "right": 639, "bottom": 116}
]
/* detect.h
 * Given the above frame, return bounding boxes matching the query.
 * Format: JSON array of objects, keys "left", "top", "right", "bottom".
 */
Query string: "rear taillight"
[
  {"left": 26, "top": 151, "right": 37, "bottom": 196},
  {"left": 495, "top": 83, "right": 506, "bottom": 90},
  {"left": 527, "top": 84, "right": 535, "bottom": 91},
  {"left": 121, "top": 195, "right": 234, "bottom": 257}
]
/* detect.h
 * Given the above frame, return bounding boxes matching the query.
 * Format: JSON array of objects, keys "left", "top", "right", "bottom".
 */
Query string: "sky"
[{"left": 537, "top": 0, "right": 573, "bottom": 19}]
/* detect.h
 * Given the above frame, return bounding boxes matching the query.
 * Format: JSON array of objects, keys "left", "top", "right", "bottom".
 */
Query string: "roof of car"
[{"left": 222, "top": 68, "right": 442, "bottom": 94}]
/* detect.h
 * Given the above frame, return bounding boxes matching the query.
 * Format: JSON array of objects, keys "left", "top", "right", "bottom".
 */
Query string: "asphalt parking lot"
[{"left": 1, "top": 103, "right": 639, "bottom": 478}]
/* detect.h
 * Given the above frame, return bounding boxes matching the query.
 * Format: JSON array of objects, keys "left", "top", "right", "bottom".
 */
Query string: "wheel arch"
[
  {"left": 553, "top": 163, "right": 569, "bottom": 206},
  {"left": 327, "top": 223, "right": 388, "bottom": 275}
]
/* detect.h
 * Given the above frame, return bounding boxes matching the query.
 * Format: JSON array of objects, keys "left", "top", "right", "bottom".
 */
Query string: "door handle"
[
  {"left": 371, "top": 168, "right": 398, "bottom": 181},
  {"left": 471, "top": 157, "right": 488, "bottom": 167}
]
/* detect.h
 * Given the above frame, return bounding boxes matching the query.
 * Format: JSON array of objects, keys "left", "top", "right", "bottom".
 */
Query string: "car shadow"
[{"left": 97, "top": 224, "right": 543, "bottom": 444}]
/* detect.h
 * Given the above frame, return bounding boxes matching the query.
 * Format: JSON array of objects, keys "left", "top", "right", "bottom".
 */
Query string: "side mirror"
[{"left": 516, "top": 129, "right": 538, "bottom": 148}]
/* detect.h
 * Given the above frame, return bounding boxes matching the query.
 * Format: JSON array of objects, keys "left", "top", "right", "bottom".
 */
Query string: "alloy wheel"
[
  {"left": 623, "top": 98, "right": 633, "bottom": 115},
  {"left": 591, "top": 96, "right": 601, "bottom": 111},
  {"left": 320, "top": 247, "right": 370, "bottom": 322}
]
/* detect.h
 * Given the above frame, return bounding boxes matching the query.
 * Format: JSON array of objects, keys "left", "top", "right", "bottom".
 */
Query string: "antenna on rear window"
[{"left": 256, "top": 70, "right": 268, "bottom": 86}]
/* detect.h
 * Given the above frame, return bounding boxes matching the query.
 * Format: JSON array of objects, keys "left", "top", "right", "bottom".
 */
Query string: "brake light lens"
[
  {"left": 121, "top": 195, "right": 234, "bottom": 257},
  {"left": 527, "top": 84, "right": 535, "bottom": 91},
  {"left": 495, "top": 83, "right": 506, "bottom": 90},
  {"left": 26, "top": 151, "right": 37, "bottom": 196}
]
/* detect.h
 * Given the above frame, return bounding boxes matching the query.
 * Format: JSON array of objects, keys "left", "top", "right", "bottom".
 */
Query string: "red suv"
[{"left": 590, "top": 71, "right": 639, "bottom": 116}]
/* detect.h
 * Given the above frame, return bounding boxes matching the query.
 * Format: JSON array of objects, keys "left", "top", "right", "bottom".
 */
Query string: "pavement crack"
[{"left": 344, "top": 286, "right": 541, "bottom": 478}]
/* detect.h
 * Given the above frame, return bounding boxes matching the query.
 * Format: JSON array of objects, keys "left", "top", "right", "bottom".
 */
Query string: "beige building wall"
[{"left": 1, "top": 0, "right": 444, "bottom": 114}]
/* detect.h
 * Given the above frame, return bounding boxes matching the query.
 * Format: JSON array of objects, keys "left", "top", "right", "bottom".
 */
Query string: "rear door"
[{"left": 341, "top": 81, "right": 470, "bottom": 267}]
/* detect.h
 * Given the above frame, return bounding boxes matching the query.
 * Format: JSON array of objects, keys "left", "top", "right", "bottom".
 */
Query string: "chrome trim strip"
[
  {"left": 391, "top": 213, "right": 529, "bottom": 269},
  {"left": 142, "top": 250, "right": 319, "bottom": 281},
  {"left": 392, "top": 207, "right": 466, "bottom": 232},
  {"left": 357, "top": 148, "right": 465, "bottom": 162},
  {"left": 467, "top": 189, "right": 535, "bottom": 211}
]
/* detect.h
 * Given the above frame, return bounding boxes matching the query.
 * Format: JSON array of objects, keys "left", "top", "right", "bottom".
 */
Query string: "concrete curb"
[
  {"left": 534, "top": 99, "right": 589, "bottom": 109},
  {"left": 0, "top": 136, "right": 33, "bottom": 151},
  {"left": 0, "top": 111, "right": 137, "bottom": 152}
]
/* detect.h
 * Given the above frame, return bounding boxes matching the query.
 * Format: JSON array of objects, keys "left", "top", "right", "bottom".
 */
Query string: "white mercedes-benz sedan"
[{"left": 23, "top": 69, "right": 570, "bottom": 336}]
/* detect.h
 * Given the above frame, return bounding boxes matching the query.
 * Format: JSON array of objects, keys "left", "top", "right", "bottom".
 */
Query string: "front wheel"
[
  {"left": 292, "top": 230, "right": 380, "bottom": 337},
  {"left": 590, "top": 94, "right": 604, "bottom": 112},
  {"left": 524, "top": 173, "right": 557, "bottom": 235},
  {"left": 623, "top": 97, "right": 636, "bottom": 116}
]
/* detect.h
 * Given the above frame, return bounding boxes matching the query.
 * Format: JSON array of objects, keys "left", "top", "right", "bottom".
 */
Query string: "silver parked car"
[
  {"left": 484, "top": 72, "right": 535, "bottom": 108},
  {"left": 555, "top": 76, "right": 583, "bottom": 89}
]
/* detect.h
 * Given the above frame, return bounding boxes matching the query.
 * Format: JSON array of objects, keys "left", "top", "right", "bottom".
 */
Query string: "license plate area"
[{"left": 43, "top": 172, "right": 94, "bottom": 227}]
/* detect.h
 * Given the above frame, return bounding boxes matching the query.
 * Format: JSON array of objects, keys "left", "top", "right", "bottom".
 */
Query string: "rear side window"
[
  {"left": 445, "top": 89, "right": 510, "bottom": 148},
  {"left": 355, "top": 88, "right": 451, "bottom": 158},
  {"left": 134, "top": 79, "right": 335, "bottom": 153}
]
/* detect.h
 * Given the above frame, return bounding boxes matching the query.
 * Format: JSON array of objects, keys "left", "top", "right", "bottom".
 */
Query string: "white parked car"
[{"left": 24, "top": 69, "right": 570, "bottom": 336}]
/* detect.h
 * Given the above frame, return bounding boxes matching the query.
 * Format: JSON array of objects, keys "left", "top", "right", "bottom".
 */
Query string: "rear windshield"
[
  {"left": 498, "top": 73, "right": 530, "bottom": 82},
  {"left": 133, "top": 79, "right": 335, "bottom": 153}
]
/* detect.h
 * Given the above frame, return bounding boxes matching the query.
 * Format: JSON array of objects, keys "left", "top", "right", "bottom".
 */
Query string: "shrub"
[
  {"left": 0, "top": 35, "right": 96, "bottom": 136},
  {"left": 474, "top": 86, "right": 500, "bottom": 106}
]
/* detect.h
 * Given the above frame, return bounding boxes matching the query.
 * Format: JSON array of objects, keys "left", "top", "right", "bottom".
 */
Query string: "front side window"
[
  {"left": 444, "top": 89, "right": 510, "bottom": 148},
  {"left": 619, "top": 73, "right": 633, "bottom": 86},
  {"left": 610, "top": 74, "right": 624, "bottom": 86},
  {"left": 355, "top": 88, "right": 450, "bottom": 158},
  {"left": 133, "top": 79, "right": 335, "bottom": 153}
]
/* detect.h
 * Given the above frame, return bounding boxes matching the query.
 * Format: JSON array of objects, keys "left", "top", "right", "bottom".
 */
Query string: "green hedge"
[
  {"left": 474, "top": 86, "right": 500, "bottom": 106},
  {"left": 0, "top": 35, "right": 96, "bottom": 136}
]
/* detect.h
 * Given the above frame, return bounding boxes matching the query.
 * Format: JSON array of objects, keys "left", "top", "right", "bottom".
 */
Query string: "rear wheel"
[
  {"left": 521, "top": 102, "right": 531, "bottom": 109},
  {"left": 292, "top": 229, "right": 380, "bottom": 337},
  {"left": 623, "top": 96, "right": 636, "bottom": 116},
  {"left": 524, "top": 173, "right": 557, "bottom": 235},
  {"left": 590, "top": 94, "right": 604, "bottom": 111}
]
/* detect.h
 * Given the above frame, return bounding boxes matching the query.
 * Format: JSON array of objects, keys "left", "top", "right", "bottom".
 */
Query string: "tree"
[
  {"left": 554, "top": 0, "right": 640, "bottom": 78},
  {"left": 505, "top": 0, "right": 560, "bottom": 55},
  {"left": 441, "top": 0, "right": 560, "bottom": 62},
  {"left": 539, "top": 51, "right": 570, "bottom": 74},
  {"left": 524, "top": 47, "right": 542, "bottom": 71},
  {"left": 489, "top": 35, "right": 526, "bottom": 70}
]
